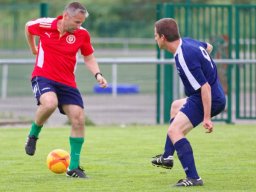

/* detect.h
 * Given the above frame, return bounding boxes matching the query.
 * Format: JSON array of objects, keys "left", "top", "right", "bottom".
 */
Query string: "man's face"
[
  {"left": 64, "top": 12, "right": 86, "bottom": 33},
  {"left": 154, "top": 27, "right": 164, "bottom": 49}
]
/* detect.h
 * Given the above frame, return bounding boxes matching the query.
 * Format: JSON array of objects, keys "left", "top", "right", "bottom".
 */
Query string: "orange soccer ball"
[{"left": 46, "top": 149, "right": 70, "bottom": 174}]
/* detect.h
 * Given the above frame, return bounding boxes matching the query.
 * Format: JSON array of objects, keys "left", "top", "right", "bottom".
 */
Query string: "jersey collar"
[
  {"left": 174, "top": 38, "right": 182, "bottom": 56},
  {"left": 52, "top": 15, "right": 63, "bottom": 30}
]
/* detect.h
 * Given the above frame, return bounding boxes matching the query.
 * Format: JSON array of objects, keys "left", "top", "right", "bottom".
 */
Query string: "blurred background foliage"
[{"left": 1, "top": 0, "right": 255, "bottom": 39}]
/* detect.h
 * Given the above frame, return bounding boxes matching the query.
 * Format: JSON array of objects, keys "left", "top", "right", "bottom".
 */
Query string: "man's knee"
[
  {"left": 170, "top": 100, "right": 181, "bottom": 117},
  {"left": 71, "top": 113, "right": 85, "bottom": 130},
  {"left": 170, "top": 99, "right": 187, "bottom": 118},
  {"left": 40, "top": 93, "right": 58, "bottom": 111},
  {"left": 167, "top": 118, "right": 192, "bottom": 143},
  {"left": 168, "top": 125, "right": 179, "bottom": 134},
  {"left": 41, "top": 98, "right": 58, "bottom": 112},
  {"left": 167, "top": 126, "right": 180, "bottom": 142}
]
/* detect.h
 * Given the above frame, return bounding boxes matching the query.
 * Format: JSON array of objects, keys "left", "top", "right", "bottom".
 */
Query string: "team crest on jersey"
[{"left": 66, "top": 35, "right": 76, "bottom": 44}]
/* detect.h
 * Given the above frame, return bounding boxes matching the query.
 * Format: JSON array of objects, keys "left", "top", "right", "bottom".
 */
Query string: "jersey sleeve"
[
  {"left": 26, "top": 19, "right": 41, "bottom": 35},
  {"left": 26, "top": 17, "right": 55, "bottom": 36},
  {"left": 80, "top": 30, "right": 94, "bottom": 56},
  {"left": 26, "top": 17, "right": 54, "bottom": 36},
  {"left": 199, "top": 41, "right": 207, "bottom": 49}
]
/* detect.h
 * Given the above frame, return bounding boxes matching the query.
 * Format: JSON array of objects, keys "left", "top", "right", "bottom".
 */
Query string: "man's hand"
[
  {"left": 31, "top": 47, "right": 38, "bottom": 55},
  {"left": 203, "top": 118, "right": 213, "bottom": 133},
  {"left": 96, "top": 74, "right": 108, "bottom": 88}
]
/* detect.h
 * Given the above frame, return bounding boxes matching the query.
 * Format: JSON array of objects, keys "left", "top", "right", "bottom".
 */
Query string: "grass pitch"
[{"left": 0, "top": 124, "right": 255, "bottom": 192}]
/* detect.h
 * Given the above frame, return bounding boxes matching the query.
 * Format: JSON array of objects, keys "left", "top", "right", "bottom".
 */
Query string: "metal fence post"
[
  {"left": 163, "top": 4, "right": 174, "bottom": 123},
  {"left": 226, "top": 65, "right": 233, "bottom": 123},
  {"left": 112, "top": 63, "right": 117, "bottom": 97},
  {"left": 40, "top": 3, "right": 48, "bottom": 17},
  {"left": 1, "top": 64, "right": 8, "bottom": 99},
  {"left": 156, "top": 3, "right": 163, "bottom": 124}
]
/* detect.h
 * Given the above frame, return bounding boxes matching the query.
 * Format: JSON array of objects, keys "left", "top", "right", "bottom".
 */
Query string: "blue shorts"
[
  {"left": 180, "top": 94, "right": 226, "bottom": 127},
  {"left": 31, "top": 76, "right": 84, "bottom": 114}
]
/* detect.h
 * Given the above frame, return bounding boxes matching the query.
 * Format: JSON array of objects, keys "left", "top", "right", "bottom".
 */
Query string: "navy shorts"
[
  {"left": 31, "top": 76, "right": 84, "bottom": 114},
  {"left": 180, "top": 94, "right": 226, "bottom": 127}
]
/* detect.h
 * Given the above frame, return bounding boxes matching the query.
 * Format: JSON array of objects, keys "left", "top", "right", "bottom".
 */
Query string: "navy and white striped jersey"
[{"left": 174, "top": 37, "right": 219, "bottom": 97}]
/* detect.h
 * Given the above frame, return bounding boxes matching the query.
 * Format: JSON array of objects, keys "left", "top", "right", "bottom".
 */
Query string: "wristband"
[{"left": 95, "top": 72, "right": 102, "bottom": 79}]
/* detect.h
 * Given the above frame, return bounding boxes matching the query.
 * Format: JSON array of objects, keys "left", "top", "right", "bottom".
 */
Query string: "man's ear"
[
  {"left": 63, "top": 12, "right": 69, "bottom": 19},
  {"left": 161, "top": 34, "right": 166, "bottom": 41}
]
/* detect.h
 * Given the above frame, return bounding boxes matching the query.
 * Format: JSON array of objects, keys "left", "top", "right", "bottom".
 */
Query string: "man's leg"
[
  {"left": 152, "top": 98, "right": 187, "bottom": 169},
  {"left": 164, "top": 98, "right": 187, "bottom": 157},
  {"left": 163, "top": 118, "right": 175, "bottom": 158},
  {"left": 63, "top": 104, "right": 86, "bottom": 178},
  {"left": 151, "top": 118, "right": 175, "bottom": 169},
  {"left": 25, "top": 92, "right": 58, "bottom": 156},
  {"left": 169, "top": 112, "right": 203, "bottom": 186}
]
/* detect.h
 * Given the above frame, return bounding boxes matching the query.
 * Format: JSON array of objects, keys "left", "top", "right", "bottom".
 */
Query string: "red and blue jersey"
[{"left": 26, "top": 16, "right": 94, "bottom": 88}]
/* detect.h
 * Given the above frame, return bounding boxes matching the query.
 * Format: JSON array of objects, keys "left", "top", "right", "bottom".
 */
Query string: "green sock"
[
  {"left": 69, "top": 137, "right": 84, "bottom": 170},
  {"left": 29, "top": 122, "right": 43, "bottom": 138}
]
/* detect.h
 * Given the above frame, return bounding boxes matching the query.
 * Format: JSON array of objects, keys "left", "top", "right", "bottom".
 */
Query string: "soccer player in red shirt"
[{"left": 24, "top": 2, "right": 107, "bottom": 178}]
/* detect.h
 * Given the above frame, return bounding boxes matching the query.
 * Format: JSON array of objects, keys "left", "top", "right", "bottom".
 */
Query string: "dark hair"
[
  {"left": 155, "top": 18, "right": 180, "bottom": 42},
  {"left": 65, "top": 2, "right": 89, "bottom": 17}
]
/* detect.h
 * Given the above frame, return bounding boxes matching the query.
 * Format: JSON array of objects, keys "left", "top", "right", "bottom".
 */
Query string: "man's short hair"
[
  {"left": 65, "top": 2, "right": 89, "bottom": 17},
  {"left": 155, "top": 18, "right": 180, "bottom": 42}
]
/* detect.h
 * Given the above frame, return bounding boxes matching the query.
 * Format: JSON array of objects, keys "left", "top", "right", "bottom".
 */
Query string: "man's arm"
[
  {"left": 25, "top": 24, "right": 38, "bottom": 55},
  {"left": 201, "top": 82, "right": 213, "bottom": 133},
  {"left": 83, "top": 54, "right": 108, "bottom": 88}
]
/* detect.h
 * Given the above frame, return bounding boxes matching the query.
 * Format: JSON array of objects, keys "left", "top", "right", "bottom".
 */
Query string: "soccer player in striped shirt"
[
  {"left": 24, "top": 2, "right": 107, "bottom": 178},
  {"left": 152, "top": 18, "right": 226, "bottom": 187}
]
